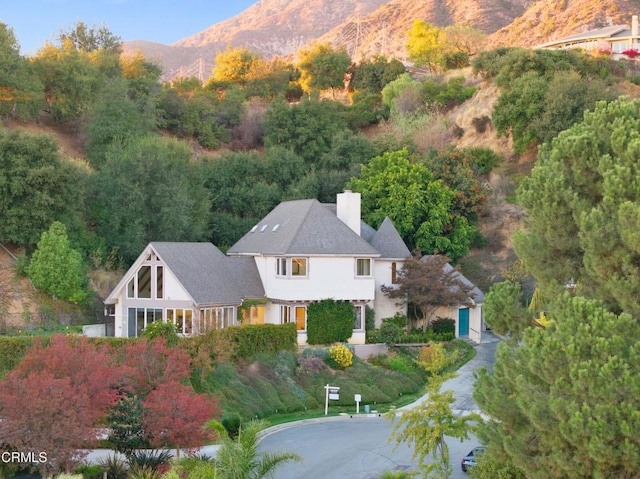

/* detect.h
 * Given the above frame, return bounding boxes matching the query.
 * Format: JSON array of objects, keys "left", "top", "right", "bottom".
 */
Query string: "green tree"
[
  {"left": 297, "top": 43, "right": 351, "bottom": 97},
  {"left": 347, "top": 148, "right": 473, "bottom": 258},
  {"left": 86, "top": 136, "right": 211, "bottom": 264},
  {"left": 0, "top": 22, "right": 43, "bottom": 119},
  {"left": 31, "top": 40, "right": 104, "bottom": 124},
  {"left": 26, "top": 221, "right": 88, "bottom": 302},
  {"left": 0, "top": 129, "right": 84, "bottom": 246},
  {"left": 387, "top": 343, "right": 481, "bottom": 478},
  {"left": 513, "top": 97, "right": 640, "bottom": 316},
  {"left": 57, "top": 21, "right": 122, "bottom": 53},
  {"left": 85, "top": 78, "right": 153, "bottom": 168},
  {"left": 482, "top": 281, "right": 532, "bottom": 341},
  {"left": 245, "top": 57, "right": 300, "bottom": 100},
  {"left": 423, "top": 148, "right": 488, "bottom": 222},
  {"left": 106, "top": 395, "right": 149, "bottom": 457},
  {"left": 349, "top": 55, "right": 406, "bottom": 94},
  {"left": 263, "top": 98, "right": 347, "bottom": 163},
  {"left": 474, "top": 294, "right": 640, "bottom": 478},
  {"left": 209, "top": 419, "right": 300, "bottom": 479}
]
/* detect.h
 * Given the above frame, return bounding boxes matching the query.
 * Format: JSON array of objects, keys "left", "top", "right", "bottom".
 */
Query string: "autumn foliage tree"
[
  {"left": 142, "top": 381, "right": 219, "bottom": 458},
  {"left": 108, "top": 338, "right": 219, "bottom": 456},
  {"left": 0, "top": 335, "right": 122, "bottom": 474},
  {"left": 382, "top": 254, "right": 476, "bottom": 329}
]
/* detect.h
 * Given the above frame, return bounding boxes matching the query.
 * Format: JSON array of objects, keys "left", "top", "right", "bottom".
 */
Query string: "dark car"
[{"left": 461, "top": 446, "right": 485, "bottom": 472}]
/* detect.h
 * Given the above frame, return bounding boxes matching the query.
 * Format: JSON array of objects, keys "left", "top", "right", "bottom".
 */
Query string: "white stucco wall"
[
  {"left": 258, "top": 256, "right": 375, "bottom": 301},
  {"left": 372, "top": 259, "right": 406, "bottom": 325}
]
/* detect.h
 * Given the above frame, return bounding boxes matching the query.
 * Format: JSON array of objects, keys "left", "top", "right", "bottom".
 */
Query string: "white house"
[
  {"left": 104, "top": 191, "right": 484, "bottom": 344},
  {"left": 537, "top": 15, "right": 640, "bottom": 56}
]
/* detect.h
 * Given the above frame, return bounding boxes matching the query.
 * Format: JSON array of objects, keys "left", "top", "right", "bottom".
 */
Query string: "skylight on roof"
[
  {"left": 272, "top": 224, "right": 280, "bottom": 232},
  {"left": 260, "top": 224, "right": 269, "bottom": 232},
  {"left": 250, "top": 225, "right": 258, "bottom": 233}
]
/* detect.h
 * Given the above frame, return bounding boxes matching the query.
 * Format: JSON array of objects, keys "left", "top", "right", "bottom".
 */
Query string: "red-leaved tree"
[
  {"left": 142, "top": 381, "right": 219, "bottom": 458},
  {"left": 0, "top": 335, "right": 124, "bottom": 474},
  {"left": 121, "top": 338, "right": 192, "bottom": 397}
]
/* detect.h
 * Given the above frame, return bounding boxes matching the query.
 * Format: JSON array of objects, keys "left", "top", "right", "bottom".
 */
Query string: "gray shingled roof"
[
  {"left": 227, "top": 256, "right": 265, "bottom": 299},
  {"left": 421, "top": 255, "right": 485, "bottom": 304},
  {"left": 228, "top": 199, "right": 380, "bottom": 256},
  {"left": 370, "top": 217, "right": 411, "bottom": 259},
  {"left": 151, "top": 242, "right": 260, "bottom": 305}
]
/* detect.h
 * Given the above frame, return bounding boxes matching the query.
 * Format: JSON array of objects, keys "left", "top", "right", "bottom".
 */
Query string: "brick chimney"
[{"left": 336, "top": 190, "right": 361, "bottom": 236}]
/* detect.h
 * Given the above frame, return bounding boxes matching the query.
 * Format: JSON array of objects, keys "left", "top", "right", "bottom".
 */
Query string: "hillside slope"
[
  {"left": 123, "top": 0, "right": 638, "bottom": 76},
  {"left": 487, "top": 0, "right": 640, "bottom": 48}
]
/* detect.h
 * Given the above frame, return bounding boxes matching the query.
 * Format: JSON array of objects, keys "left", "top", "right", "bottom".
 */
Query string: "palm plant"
[{"left": 208, "top": 419, "right": 300, "bottom": 479}]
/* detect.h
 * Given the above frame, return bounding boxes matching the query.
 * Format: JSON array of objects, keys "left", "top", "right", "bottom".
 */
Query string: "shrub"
[
  {"left": 328, "top": 343, "right": 353, "bottom": 369},
  {"left": 141, "top": 321, "right": 178, "bottom": 346},
  {"left": 99, "top": 455, "right": 129, "bottom": 479},
  {"left": 471, "top": 115, "right": 491, "bottom": 134},
  {"left": 379, "top": 321, "right": 403, "bottom": 345},
  {"left": 307, "top": 299, "right": 354, "bottom": 344},
  {"left": 382, "top": 314, "right": 409, "bottom": 329},
  {"left": 431, "top": 317, "right": 455, "bottom": 335},
  {"left": 75, "top": 465, "right": 103, "bottom": 479}
]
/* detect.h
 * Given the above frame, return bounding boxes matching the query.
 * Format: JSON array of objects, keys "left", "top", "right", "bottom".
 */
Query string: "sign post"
[
  {"left": 354, "top": 394, "right": 361, "bottom": 414},
  {"left": 324, "top": 384, "right": 340, "bottom": 415}
]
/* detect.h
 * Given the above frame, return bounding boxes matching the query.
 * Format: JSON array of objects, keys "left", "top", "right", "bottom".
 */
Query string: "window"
[
  {"left": 127, "top": 263, "right": 164, "bottom": 299},
  {"left": 277, "top": 257, "right": 308, "bottom": 278},
  {"left": 276, "top": 258, "right": 287, "bottom": 277},
  {"left": 291, "top": 258, "right": 307, "bottom": 276},
  {"left": 166, "top": 308, "right": 194, "bottom": 335},
  {"left": 156, "top": 266, "right": 163, "bottom": 299},
  {"left": 356, "top": 258, "right": 371, "bottom": 277},
  {"left": 280, "top": 305, "right": 291, "bottom": 324},
  {"left": 129, "top": 308, "right": 163, "bottom": 338},
  {"left": 353, "top": 305, "right": 364, "bottom": 330},
  {"left": 137, "top": 266, "right": 151, "bottom": 298},
  {"left": 391, "top": 262, "right": 397, "bottom": 284}
]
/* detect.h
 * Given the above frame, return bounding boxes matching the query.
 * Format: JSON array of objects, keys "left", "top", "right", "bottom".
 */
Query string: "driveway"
[{"left": 258, "top": 331, "right": 502, "bottom": 479}]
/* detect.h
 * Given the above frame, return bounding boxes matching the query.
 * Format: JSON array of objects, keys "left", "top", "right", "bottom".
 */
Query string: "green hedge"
[
  {"left": 220, "top": 323, "right": 297, "bottom": 358},
  {"left": 307, "top": 299, "right": 354, "bottom": 344},
  {"left": 0, "top": 337, "right": 41, "bottom": 378},
  {"left": 0, "top": 324, "right": 296, "bottom": 377}
]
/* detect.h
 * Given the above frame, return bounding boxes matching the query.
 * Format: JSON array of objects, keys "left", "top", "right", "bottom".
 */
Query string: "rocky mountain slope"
[{"left": 124, "top": 0, "right": 638, "bottom": 77}]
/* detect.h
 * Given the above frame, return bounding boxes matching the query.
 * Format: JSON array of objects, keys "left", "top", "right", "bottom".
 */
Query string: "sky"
[{"left": 1, "top": 0, "right": 257, "bottom": 56}]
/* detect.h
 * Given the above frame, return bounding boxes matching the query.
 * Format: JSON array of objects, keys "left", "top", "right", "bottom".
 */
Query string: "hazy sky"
[{"left": 2, "top": 0, "right": 257, "bottom": 55}]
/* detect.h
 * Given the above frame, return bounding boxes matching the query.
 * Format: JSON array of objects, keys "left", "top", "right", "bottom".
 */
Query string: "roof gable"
[
  {"left": 151, "top": 242, "right": 253, "bottom": 305},
  {"left": 370, "top": 217, "right": 411, "bottom": 259},
  {"left": 228, "top": 199, "right": 380, "bottom": 256}
]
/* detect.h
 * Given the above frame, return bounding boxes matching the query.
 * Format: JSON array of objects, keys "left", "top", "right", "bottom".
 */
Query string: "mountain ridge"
[{"left": 121, "top": 0, "right": 640, "bottom": 77}]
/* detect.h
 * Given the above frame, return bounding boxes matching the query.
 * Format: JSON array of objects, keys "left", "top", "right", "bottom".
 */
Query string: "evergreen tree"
[
  {"left": 514, "top": 97, "right": 640, "bottom": 316},
  {"left": 474, "top": 294, "right": 640, "bottom": 478},
  {"left": 26, "top": 221, "right": 88, "bottom": 303}
]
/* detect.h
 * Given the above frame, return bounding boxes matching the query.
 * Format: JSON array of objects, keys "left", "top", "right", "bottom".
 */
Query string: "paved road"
[
  {"left": 258, "top": 332, "right": 502, "bottom": 479},
  {"left": 85, "top": 332, "right": 501, "bottom": 477}
]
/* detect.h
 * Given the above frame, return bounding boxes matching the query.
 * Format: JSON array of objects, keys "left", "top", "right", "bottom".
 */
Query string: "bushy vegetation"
[
  {"left": 472, "top": 47, "right": 620, "bottom": 152},
  {"left": 306, "top": 299, "right": 355, "bottom": 344}
]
